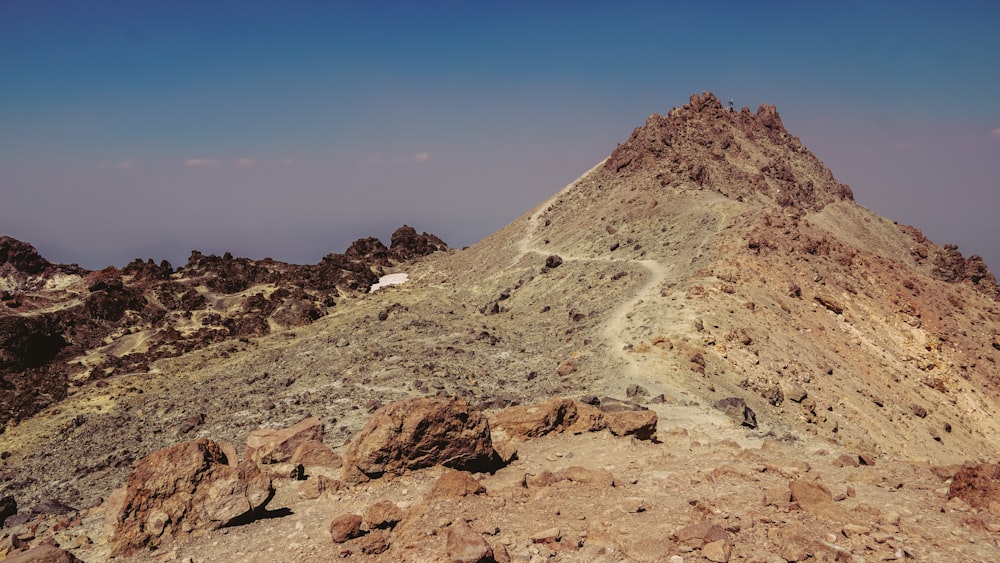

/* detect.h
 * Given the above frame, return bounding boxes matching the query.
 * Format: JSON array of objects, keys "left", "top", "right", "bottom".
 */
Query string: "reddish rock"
[
  {"left": 290, "top": 439, "right": 342, "bottom": 470},
  {"left": 789, "top": 478, "right": 852, "bottom": 522},
  {"left": 562, "top": 466, "right": 616, "bottom": 487},
  {"left": 110, "top": 438, "right": 273, "bottom": 557},
  {"left": 565, "top": 402, "right": 607, "bottom": 434},
  {"left": 604, "top": 409, "right": 658, "bottom": 441},
  {"left": 447, "top": 521, "right": 494, "bottom": 563},
  {"left": 671, "top": 522, "right": 729, "bottom": 549},
  {"left": 245, "top": 416, "right": 324, "bottom": 465},
  {"left": 488, "top": 398, "right": 578, "bottom": 442},
  {"left": 2, "top": 545, "right": 83, "bottom": 563},
  {"left": 341, "top": 397, "right": 498, "bottom": 484},
  {"left": 948, "top": 463, "right": 1000, "bottom": 510},
  {"left": 364, "top": 500, "right": 403, "bottom": 530},
  {"left": 429, "top": 468, "right": 487, "bottom": 500},
  {"left": 329, "top": 513, "right": 364, "bottom": 543}
]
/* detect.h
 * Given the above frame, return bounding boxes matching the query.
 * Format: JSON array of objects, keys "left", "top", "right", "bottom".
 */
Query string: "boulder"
[
  {"left": 604, "top": 409, "right": 658, "bottom": 440},
  {"left": 329, "top": 513, "right": 364, "bottom": 544},
  {"left": 447, "top": 521, "right": 494, "bottom": 563},
  {"left": 565, "top": 402, "right": 607, "bottom": 434},
  {"left": 290, "top": 439, "right": 342, "bottom": 471},
  {"left": 364, "top": 500, "right": 403, "bottom": 530},
  {"left": 245, "top": 416, "right": 324, "bottom": 465},
  {"left": 341, "top": 397, "right": 498, "bottom": 484},
  {"left": 110, "top": 438, "right": 273, "bottom": 557},
  {"left": 488, "top": 398, "right": 578, "bottom": 442},
  {"left": 428, "top": 468, "right": 487, "bottom": 500}
]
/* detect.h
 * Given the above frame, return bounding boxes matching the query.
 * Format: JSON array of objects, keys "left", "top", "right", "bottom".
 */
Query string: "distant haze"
[{"left": 2, "top": 2, "right": 998, "bottom": 270}]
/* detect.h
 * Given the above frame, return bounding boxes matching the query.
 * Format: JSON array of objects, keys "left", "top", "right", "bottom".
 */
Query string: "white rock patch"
[{"left": 370, "top": 273, "right": 409, "bottom": 293}]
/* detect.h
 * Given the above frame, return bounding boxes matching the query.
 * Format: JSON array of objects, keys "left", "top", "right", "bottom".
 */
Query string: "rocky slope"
[{"left": 2, "top": 92, "right": 1000, "bottom": 561}]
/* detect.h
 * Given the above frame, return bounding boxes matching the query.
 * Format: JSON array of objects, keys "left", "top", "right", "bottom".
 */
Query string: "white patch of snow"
[{"left": 370, "top": 273, "right": 409, "bottom": 293}]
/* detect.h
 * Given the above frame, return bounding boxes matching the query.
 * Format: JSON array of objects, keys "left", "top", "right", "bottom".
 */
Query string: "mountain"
[{"left": 2, "top": 92, "right": 999, "bottom": 561}]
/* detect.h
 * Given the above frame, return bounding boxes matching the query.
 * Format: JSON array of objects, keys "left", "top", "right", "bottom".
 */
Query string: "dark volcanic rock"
[{"left": 0, "top": 236, "right": 52, "bottom": 275}]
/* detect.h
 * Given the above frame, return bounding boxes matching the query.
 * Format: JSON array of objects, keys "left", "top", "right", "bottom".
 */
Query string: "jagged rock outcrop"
[
  {"left": 110, "top": 438, "right": 273, "bottom": 557},
  {"left": 605, "top": 91, "right": 853, "bottom": 211}
]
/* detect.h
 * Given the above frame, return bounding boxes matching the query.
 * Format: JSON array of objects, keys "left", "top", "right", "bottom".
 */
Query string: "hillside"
[{"left": 2, "top": 92, "right": 1000, "bottom": 561}]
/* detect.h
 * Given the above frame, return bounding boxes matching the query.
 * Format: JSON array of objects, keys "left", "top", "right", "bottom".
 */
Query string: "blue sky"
[{"left": 2, "top": 1, "right": 998, "bottom": 270}]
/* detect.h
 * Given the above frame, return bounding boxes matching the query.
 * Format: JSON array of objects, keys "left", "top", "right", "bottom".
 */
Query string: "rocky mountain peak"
[{"left": 605, "top": 91, "right": 853, "bottom": 211}]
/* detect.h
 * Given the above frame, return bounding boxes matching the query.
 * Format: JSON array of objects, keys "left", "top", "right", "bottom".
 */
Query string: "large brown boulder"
[
  {"left": 488, "top": 398, "right": 578, "bottom": 442},
  {"left": 110, "top": 438, "right": 273, "bottom": 557},
  {"left": 341, "top": 397, "right": 498, "bottom": 484}
]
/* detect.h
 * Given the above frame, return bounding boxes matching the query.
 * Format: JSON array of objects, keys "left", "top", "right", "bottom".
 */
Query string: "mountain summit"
[{"left": 606, "top": 92, "right": 854, "bottom": 210}]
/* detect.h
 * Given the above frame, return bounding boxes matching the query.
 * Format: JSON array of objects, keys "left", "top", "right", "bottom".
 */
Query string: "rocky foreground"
[{"left": 3, "top": 395, "right": 1000, "bottom": 562}]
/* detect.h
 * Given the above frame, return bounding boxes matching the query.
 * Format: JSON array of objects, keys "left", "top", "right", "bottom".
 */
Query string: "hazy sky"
[{"left": 2, "top": 1, "right": 998, "bottom": 270}]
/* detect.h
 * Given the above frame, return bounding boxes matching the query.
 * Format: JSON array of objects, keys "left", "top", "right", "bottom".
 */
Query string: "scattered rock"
[
  {"left": 364, "top": 500, "right": 403, "bottom": 530},
  {"left": 429, "top": 468, "right": 487, "bottom": 500},
  {"left": 713, "top": 397, "right": 757, "bottom": 429},
  {"left": 604, "top": 409, "right": 658, "bottom": 440},
  {"left": 671, "top": 522, "right": 728, "bottom": 549},
  {"left": 341, "top": 397, "right": 499, "bottom": 484},
  {"left": 447, "top": 521, "right": 494, "bottom": 563},
  {"left": 0, "top": 495, "right": 16, "bottom": 527},
  {"left": 544, "top": 255, "right": 563, "bottom": 269},
  {"left": 245, "top": 416, "right": 324, "bottom": 465},
  {"left": 625, "top": 384, "right": 649, "bottom": 399},
  {"left": 702, "top": 538, "right": 733, "bottom": 562},
  {"left": 110, "top": 438, "right": 273, "bottom": 557},
  {"left": 329, "top": 513, "right": 364, "bottom": 543},
  {"left": 948, "top": 463, "right": 1000, "bottom": 510},
  {"left": 1, "top": 545, "right": 84, "bottom": 563}
]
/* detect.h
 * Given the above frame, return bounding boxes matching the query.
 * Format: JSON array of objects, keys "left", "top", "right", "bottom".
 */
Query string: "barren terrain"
[{"left": 2, "top": 92, "right": 1000, "bottom": 562}]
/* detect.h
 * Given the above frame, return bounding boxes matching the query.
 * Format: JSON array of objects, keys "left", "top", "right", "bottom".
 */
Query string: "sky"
[{"left": 2, "top": 1, "right": 998, "bottom": 271}]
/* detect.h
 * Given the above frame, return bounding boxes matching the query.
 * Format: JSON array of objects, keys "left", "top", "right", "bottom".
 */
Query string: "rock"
[
  {"left": 245, "top": 416, "right": 324, "bottom": 465},
  {"left": 625, "top": 384, "right": 649, "bottom": 399},
  {"left": 1, "top": 545, "right": 84, "bottom": 563},
  {"left": 597, "top": 397, "right": 646, "bottom": 413},
  {"left": 556, "top": 359, "right": 577, "bottom": 376},
  {"left": 364, "top": 500, "right": 403, "bottom": 530},
  {"left": 948, "top": 463, "right": 1000, "bottom": 510},
  {"left": 488, "top": 398, "right": 578, "bottom": 443},
  {"left": 780, "top": 537, "right": 810, "bottom": 562},
  {"left": 565, "top": 402, "right": 607, "bottom": 434},
  {"left": 789, "top": 478, "right": 851, "bottom": 522},
  {"left": 110, "top": 438, "right": 273, "bottom": 557},
  {"left": 702, "top": 538, "right": 732, "bottom": 562},
  {"left": 671, "top": 522, "right": 728, "bottom": 549},
  {"left": 604, "top": 409, "right": 658, "bottom": 440},
  {"left": 544, "top": 255, "right": 563, "bottom": 269},
  {"left": 832, "top": 454, "right": 859, "bottom": 467},
  {"left": 783, "top": 383, "right": 808, "bottom": 403},
  {"left": 447, "top": 521, "right": 494, "bottom": 563},
  {"left": 290, "top": 439, "right": 342, "bottom": 471},
  {"left": 429, "top": 468, "right": 487, "bottom": 500},
  {"left": 30, "top": 500, "right": 77, "bottom": 516},
  {"left": 525, "top": 470, "right": 564, "bottom": 489},
  {"left": 713, "top": 397, "right": 757, "bottom": 429},
  {"left": 297, "top": 475, "right": 341, "bottom": 500},
  {"left": 356, "top": 529, "right": 391, "bottom": 555},
  {"left": 530, "top": 527, "right": 561, "bottom": 546},
  {"left": 341, "top": 397, "right": 498, "bottom": 484},
  {"left": 562, "top": 466, "right": 615, "bottom": 487},
  {"left": 329, "top": 513, "right": 364, "bottom": 543},
  {"left": 0, "top": 495, "right": 15, "bottom": 527}
]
